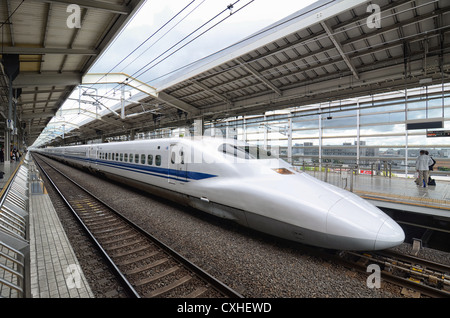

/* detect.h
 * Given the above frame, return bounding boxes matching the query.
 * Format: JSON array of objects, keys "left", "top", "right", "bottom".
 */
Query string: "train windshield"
[{"left": 219, "top": 143, "right": 276, "bottom": 160}]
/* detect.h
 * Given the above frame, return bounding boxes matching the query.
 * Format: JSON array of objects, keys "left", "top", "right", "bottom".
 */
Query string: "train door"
[{"left": 168, "top": 143, "right": 187, "bottom": 184}]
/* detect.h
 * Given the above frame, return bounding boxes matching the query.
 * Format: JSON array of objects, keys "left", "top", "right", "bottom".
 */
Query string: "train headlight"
[{"left": 272, "top": 168, "right": 294, "bottom": 175}]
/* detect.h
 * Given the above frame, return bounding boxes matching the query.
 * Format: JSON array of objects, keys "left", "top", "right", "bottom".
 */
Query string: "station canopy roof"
[
  {"left": 13, "top": 0, "right": 450, "bottom": 147},
  {"left": 0, "top": 0, "right": 146, "bottom": 147}
]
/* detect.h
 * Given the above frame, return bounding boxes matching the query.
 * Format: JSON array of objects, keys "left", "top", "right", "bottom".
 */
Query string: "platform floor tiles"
[
  {"left": 0, "top": 161, "right": 21, "bottom": 190},
  {"left": 304, "top": 170, "right": 450, "bottom": 212},
  {"left": 30, "top": 193, "right": 94, "bottom": 298}
]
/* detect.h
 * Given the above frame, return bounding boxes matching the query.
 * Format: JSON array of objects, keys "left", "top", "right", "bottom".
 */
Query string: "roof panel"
[
  {"left": 1, "top": 0, "right": 146, "bottom": 146},
  {"left": 29, "top": 0, "right": 450, "bottom": 146}
]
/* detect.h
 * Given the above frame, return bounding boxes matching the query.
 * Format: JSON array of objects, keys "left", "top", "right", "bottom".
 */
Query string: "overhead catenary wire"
[
  {"left": 147, "top": 0, "right": 440, "bottom": 85},
  {"left": 133, "top": 0, "right": 256, "bottom": 80},
  {"left": 92, "top": 0, "right": 254, "bottom": 108},
  {"left": 39, "top": 0, "right": 443, "bottom": 147},
  {"left": 92, "top": 0, "right": 209, "bottom": 101},
  {"left": 1, "top": 0, "right": 25, "bottom": 56},
  {"left": 118, "top": 0, "right": 208, "bottom": 73},
  {"left": 38, "top": 0, "right": 256, "bottom": 145},
  {"left": 81, "top": 0, "right": 198, "bottom": 93}
]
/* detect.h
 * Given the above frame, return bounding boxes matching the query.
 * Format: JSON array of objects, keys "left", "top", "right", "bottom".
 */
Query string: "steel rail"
[
  {"left": 33, "top": 154, "right": 141, "bottom": 298},
  {"left": 342, "top": 251, "right": 450, "bottom": 298},
  {"left": 32, "top": 153, "right": 243, "bottom": 298}
]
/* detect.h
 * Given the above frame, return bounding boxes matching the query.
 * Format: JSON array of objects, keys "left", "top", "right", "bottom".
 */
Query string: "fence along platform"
[
  {"left": 299, "top": 164, "right": 450, "bottom": 216},
  {"left": 0, "top": 160, "right": 30, "bottom": 298}
]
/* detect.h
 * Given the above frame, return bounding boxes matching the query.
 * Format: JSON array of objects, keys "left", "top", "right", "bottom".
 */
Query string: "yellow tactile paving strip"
[{"left": 354, "top": 190, "right": 450, "bottom": 211}]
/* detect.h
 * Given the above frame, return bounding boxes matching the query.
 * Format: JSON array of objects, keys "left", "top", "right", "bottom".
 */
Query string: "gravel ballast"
[{"left": 40, "top": 157, "right": 450, "bottom": 298}]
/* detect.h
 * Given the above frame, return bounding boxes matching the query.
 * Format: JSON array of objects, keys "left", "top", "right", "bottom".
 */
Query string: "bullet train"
[{"left": 35, "top": 137, "right": 405, "bottom": 251}]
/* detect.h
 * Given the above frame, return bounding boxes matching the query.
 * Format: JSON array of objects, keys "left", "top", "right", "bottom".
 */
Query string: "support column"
[
  {"left": 3, "top": 54, "right": 20, "bottom": 163},
  {"left": 287, "top": 114, "right": 293, "bottom": 164},
  {"left": 193, "top": 118, "right": 203, "bottom": 137},
  {"left": 356, "top": 99, "right": 360, "bottom": 168},
  {"left": 318, "top": 113, "right": 322, "bottom": 170},
  {"left": 6, "top": 77, "right": 13, "bottom": 163},
  {"left": 405, "top": 88, "right": 409, "bottom": 176}
]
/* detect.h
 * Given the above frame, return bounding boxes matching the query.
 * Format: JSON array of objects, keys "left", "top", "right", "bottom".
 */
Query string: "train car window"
[
  {"left": 134, "top": 154, "right": 139, "bottom": 163},
  {"left": 171, "top": 152, "right": 176, "bottom": 164},
  {"left": 219, "top": 143, "right": 250, "bottom": 159},
  {"left": 148, "top": 154, "right": 153, "bottom": 165},
  {"left": 124, "top": 153, "right": 128, "bottom": 161},
  {"left": 112, "top": 153, "right": 115, "bottom": 160},
  {"left": 141, "top": 154, "right": 146, "bottom": 164},
  {"left": 156, "top": 155, "right": 161, "bottom": 166},
  {"left": 116, "top": 153, "right": 119, "bottom": 161},
  {"left": 219, "top": 143, "right": 275, "bottom": 159},
  {"left": 120, "top": 153, "right": 124, "bottom": 161}
]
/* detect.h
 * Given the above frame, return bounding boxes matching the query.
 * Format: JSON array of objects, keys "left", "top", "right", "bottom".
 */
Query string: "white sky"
[
  {"left": 33, "top": 0, "right": 317, "bottom": 146},
  {"left": 90, "top": 0, "right": 317, "bottom": 85}
]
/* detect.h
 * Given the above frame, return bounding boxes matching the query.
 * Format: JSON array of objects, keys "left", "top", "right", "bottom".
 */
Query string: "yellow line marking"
[{"left": 356, "top": 191, "right": 450, "bottom": 211}]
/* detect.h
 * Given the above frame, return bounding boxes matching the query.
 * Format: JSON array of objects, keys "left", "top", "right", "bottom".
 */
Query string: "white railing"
[{"left": 0, "top": 159, "right": 29, "bottom": 298}]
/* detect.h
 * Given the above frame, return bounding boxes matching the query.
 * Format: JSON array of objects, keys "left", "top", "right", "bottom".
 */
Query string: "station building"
[{"left": 0, "top": 0, "right": 449, "bottom": 298}]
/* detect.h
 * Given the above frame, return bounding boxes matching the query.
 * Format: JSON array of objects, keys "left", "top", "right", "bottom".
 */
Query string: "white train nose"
[
  {"left": 374, "top": 218, "right": 405, "bottom": 250},
  {"left": 326, "top": 194, "right": 405, "bottom": 250}
]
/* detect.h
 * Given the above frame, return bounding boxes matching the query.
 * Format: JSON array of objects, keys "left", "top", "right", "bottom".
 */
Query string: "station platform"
[
  {"left": 0, "top": 157, "right": 93, "bottom": 298},
  {"left": 303, "top": 170, "right": 450, "bottom": 217},
  {"left": 1, "top": 155, "right": 449, "bottom": 298},
  {"left": 29, "top": 187, "right": 94, "bottom": 298},
  {"left": 352, "top": 176, "right": 450, "bottom": 217}
]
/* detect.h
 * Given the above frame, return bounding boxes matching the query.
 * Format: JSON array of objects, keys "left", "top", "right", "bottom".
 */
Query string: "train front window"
[{"left": 218, "top": 143, "right": 275, "bottom": 159}]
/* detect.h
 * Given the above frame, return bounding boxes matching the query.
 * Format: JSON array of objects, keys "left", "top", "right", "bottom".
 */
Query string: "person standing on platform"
[
  {"left": 425, "top": 151, "right": 436, "bottom": 186},
  {"left": 415, "top": 150, "right": 433, "bottom": 188}
]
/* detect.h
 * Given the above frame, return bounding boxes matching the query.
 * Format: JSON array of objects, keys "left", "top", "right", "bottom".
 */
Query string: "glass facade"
[
  {"left": 205, "top": 84, "right": 450, "bottom": 177},
  {"left": 102, "top": 84, "right": 449, "bottom": 178}
]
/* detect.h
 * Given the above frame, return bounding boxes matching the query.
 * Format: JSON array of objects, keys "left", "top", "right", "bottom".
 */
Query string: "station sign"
[{"left": 426, "top": 130, "right": 450, "bottom": 137}]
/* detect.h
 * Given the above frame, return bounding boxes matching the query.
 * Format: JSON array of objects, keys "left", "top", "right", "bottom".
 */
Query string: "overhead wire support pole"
[
  {"left": 6, "top": 76, "right": 13, "bottom": 163},
  {"left": 121, "top": 82, "right": 126, "bottom": 120},
  {"left": 320, "top": 20, "right": 360, "bottom": 80},
  {"left": 288, "top": 113, "right": 292, "bottom": 164}
]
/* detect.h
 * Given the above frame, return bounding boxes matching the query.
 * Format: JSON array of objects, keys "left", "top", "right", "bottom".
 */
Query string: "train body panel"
[{"left": 35, "top": 137, "right": 404, "bottom": 251}]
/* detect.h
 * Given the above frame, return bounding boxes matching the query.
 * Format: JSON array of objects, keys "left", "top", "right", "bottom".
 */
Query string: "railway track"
[
  {"left": 33, "top": 154, "right": 243, "bottom": 298},
  {"left": 339, "top": 250, "right": 450, "bottom": 298}
]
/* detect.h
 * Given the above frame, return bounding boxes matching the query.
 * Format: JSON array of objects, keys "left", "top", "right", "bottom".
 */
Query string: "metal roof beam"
[
  {"left": 156, "top": 92, "right": 201, "bottom": 115},
  {"left": 14, "top": 73, "right": 81, "bottom": 87},
  {"left": 21, "top": 112, "right": 55, "bottom": 120},
  {"left": 1, "top": 46, "right": 97, "bottom": 55},
  {"left": 191, "top": 79, "right": 233, "bottom": 105},
  {"left": 82, "top": 73, "right": 201, "bottom": 115},
  {"left": 237, "top": 57, "right": 282, "bottom": 96},
  {"left": 21, "top": 88, "right": 67, "bottom": 95},
  {"left": 28, "top": 0, "right": 131, "bottom": 15},
  {"left": 16, "top": 99, "right": 60, "bottom": 106},
  {"left": 5, "top": 0, "right": 15, "bottom": 46},
  {"left": 320, "top": 21, "right": 360, "bottom": 80}
]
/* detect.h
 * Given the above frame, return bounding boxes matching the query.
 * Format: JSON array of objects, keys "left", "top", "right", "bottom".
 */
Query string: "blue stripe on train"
[{"left": 56, "top": 154, "right": 217, "bottom": 182}]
